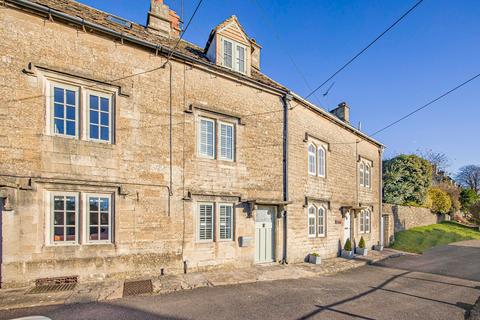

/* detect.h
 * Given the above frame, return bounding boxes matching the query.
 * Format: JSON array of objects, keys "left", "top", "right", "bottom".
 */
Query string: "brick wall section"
[{"left": 382, "top": 203, "right": 439, "bottom": 233}]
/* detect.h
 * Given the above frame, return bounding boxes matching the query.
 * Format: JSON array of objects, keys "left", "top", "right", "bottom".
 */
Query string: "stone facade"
[{"left": 0, "top": 0, "right": 383, "bottom": 288}]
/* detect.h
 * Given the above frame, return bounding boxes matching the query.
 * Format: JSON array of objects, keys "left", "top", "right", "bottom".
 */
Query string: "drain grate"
[
  {"left": 123, "top": 279, "right": 153, "bottom": 297},
  {"left": 28, "top": 283, "right": 77, "bottom": 294}
]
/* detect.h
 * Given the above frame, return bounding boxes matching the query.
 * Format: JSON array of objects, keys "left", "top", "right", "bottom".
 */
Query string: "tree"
[
  {"left": 460, "top": 188, "right": 479, "bottom": 212},
  {"left": 469, "top": 201, "right": 480, "bottom": 224},
  {"left": 427, "top": 188, "right": 452, "bottom": 214},
  {"left": 416, "top": 149, "right": 450, "bottom": 172},
  {"left": 456, "top": 165, "right": 480, "bottom": 193},
  {"left": 436, "top": 182, "right": 461, "bottom": 213},
  {"left": 383, "top": 155, "right": 432, "bottom": 206}
]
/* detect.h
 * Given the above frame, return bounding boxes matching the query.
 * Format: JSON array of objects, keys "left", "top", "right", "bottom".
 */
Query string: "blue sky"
[{"left": 79, "top": 0, "right": 479, "bottom": 174}]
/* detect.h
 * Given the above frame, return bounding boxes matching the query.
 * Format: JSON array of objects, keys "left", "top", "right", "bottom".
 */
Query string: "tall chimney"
[
  {"left": 147, "top": 0, "right": 180, "bottom": 38},
  {"left": 330, "top": 102, "right": 350, "bottom": 123}
]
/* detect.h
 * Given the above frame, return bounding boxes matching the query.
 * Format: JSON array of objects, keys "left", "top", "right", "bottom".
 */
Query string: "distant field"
[{"left": 390, "top": 221, "right": 480, "bottom": 253}]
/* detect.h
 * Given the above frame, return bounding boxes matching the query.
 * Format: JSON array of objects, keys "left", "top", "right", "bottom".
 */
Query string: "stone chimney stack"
[
  {"left": 250, "top": 39, "right": 261, "bottom": 70},
  {"left": 330, "top": 102, "right": 350, "bottom": 123},
  {"left": 147, "top": 0, "right": 180, "bottom": 38}
]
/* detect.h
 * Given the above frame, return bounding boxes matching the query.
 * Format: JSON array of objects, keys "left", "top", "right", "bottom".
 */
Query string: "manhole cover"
[
  {"left": 123, "top": 279, "right": 153, "bottom": 297},
  {"left": 27, "top": 283, "right": 77, "bottom": 294}
]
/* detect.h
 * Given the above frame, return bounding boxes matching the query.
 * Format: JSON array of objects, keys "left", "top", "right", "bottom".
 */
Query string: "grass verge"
[{"left": 390, "top": 221, "right": 480, "bottom": 253}]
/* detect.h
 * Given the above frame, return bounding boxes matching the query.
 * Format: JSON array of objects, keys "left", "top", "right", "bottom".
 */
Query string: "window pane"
[
  {"left": 220, "top": 124, "right": 233, "bottom": 160},
  {"left": 54, "top": 104, "right": 64, "bottom": 118},
  {"left": 308, "top": 145, "right": 316, "bottom": 175},
  {"left": 66, "top": 90, "right": 75, "bottom": 105},
  {"left": 100, "top": 112, "right": 109, "bottom": 126},
  {"left": 318, "top": 148, "right": 325, "bottom": 176},
  {"left": 89, "top": 198, "right": 99, "bottom": 211},
  {"left": 219, "top": 205, "right": 233, "bottom": 240},
  {"left": 100, "top": 227, "right": 109, "bottom": 240},
  {"left": 54, "top": 119, "right": 64, "bottom": 134},
  {"left": 66, "top": 227, "right": 75, "bottom": 241},
  {"left": 308, "top": 207, "right": 316, "bottom": 236},
  {"left": 66, "top": 212, "right": 76, "bottom": 225},
  {"left": 66, "top": 121, "right": 76, "bottom": 136},
  {"left": 54, "top": 196, "right": 64, "bottom": 210},
  {"left": 100, "top": 212, "right": 109, "bottom": 225},
  {"left": 200, "top": 119, "right": 214, "bottom": 157},
  {"left": 54, "top": 87, "right": 64, "bottom": 103},
  {"left": 100, "top": 127, "right": 109, "bottom": 141},
  {"left": 90, "top": 110, "right": 99, "bottom": 124},
  {"left": 236, "top": 46, "right": 245, "bottom": 73},
  {"left": 199, "top": 204, "right": 213, "bottom": 240},
  {"left": 100, "top": 97, "right": 109, "bottom": 112},
  {"left": 66, "top": 106, "right": 75, "bottom": 120},
  {"left": 54, "top": 227, "right": 64, "bottom": 241},
  {"left": 89, "top": 227, "right": 99, "bottom": 240},
  {"left": 90, "top": 95, "right": 99, "bottom": 110},
  {"left": 90, "top": 125, "right": 99, "bottom": 139},
  {"left": 66, "top": 196, "right": 76, "bottom": 210},
  {"left": 54, "top": 212, "right": 64, "bottom": 225},
  {"left": 90, "top": 211, "right": 99, "bottom": 225},
  {"left": 100, "top": 198, "right": 109, "bottom": 211}
]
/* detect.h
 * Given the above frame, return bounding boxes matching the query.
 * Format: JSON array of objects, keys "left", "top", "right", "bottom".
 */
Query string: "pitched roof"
[
  {"left": 14, "top": 0, "right": 286, "bottom": 91},
  {"left": 204, "top": 15, "right": 252, "bottom": 53}
]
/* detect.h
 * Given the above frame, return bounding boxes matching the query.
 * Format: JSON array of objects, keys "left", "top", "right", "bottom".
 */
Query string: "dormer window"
[{"left": 222, "top": 38, "right": 246, "bottom": 74}]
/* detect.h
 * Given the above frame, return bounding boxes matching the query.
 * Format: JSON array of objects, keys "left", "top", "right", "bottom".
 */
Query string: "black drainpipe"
[{"left": 282, "top": 93, "right": 292, "bottom": 264}]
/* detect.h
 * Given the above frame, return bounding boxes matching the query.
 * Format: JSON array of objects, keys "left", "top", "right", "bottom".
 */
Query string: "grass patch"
[{"left": 390, "top": 221, "right": 480, "bottom": 254}]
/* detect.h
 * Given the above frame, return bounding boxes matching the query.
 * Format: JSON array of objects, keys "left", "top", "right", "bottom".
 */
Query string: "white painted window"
[
  {"left": 318, "top": 206, "right": 326, "bottom": 237},
  {"left": 198, "top": 203, "right": 214, "bottom": 241},
  {"left": 222, "top": 38, "right": 247, "bottom": 74},
  {"left": 308, "top": 205, "right": 316, "bottom": 237},
  {"left": 87, "top": 194, "right": 112, "bottom": 243},
  {"left": 308, "top": 143, "right": 317, "bottom": 175},
  {"left": 359, "top": 163, "right": 365, "bottom": 187},
  {"left": 318, "top": 146, "right": 326, "bottom": 177},
  {"left": 87, "top": 92, "right": 112, "bottom": 143},
  {"left": 360, "top": 209, "right": 371, "bottom": 234},
  {"left": 219, "top": 204, "right": 233, "bottom": 240},
  {"left": 199, "top": 118, "right": 215, "bottom": 158},
  {"left": 51, "top": 192, "right": 78, "bottom": 244},
  {"left": 219, "top": 122, "right": 234, "bottom": 161},
  {"left": 365, "top": 165, "right": 371, "bottom": 188},
  {"left": 51, "top": 83, "right": 79, "bottom": 138}
]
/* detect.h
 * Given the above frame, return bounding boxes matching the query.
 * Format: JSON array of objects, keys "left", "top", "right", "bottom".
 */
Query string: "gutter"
[
  {"left": 379, "top": 146, "right": 384, "bottom": 247},
  {"left": 290, "top": 92, "right": 384, "bottom": 148},
  {"left": 5, "top": 0, "right": 287, "bottom": 96}
]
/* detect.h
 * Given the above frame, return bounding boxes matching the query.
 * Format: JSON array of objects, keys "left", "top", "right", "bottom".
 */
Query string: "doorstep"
[{"left": 0, "top": 248, "right": 402, "bottom": 311}]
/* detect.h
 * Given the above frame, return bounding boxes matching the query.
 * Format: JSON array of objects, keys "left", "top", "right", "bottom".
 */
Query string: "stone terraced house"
[{"left": 0, "top": 0, "right": 384, "bottom": 288}]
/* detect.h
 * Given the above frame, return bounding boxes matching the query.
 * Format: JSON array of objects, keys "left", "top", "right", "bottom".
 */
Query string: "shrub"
[
  {"left": 310, "top": 252, "right": 319, "bottom": 257},
  {"left": 344, "top": 238, "right": 352, "bottom": 251},
  {"left": 358, "top": 237, "right": 366, "bottom": 249},
  {"left": 460, "top": 188, "right": 479, "bottom": 213},
  {"left": 428, "top": 188, "right": 452, "bottom": 214}
]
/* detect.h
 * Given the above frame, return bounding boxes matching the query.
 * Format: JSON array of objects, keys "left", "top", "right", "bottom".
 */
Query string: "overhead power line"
[
  {"left": 370, "top": 72, "right": 480, "bottom": 136},
  {"left": 303, "top": 0, "right": 425, "bottom": 101}
]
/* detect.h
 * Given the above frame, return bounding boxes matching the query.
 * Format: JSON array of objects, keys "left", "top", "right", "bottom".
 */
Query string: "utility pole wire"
[
  {"left": 163, "top": 0, "right": 204, "bottom": 67},
  {"left": 303, "top": 0, "right": 424, "bottom": 101},
  {"left": 370, "top": 72, "right": 480, "bottom": 136}
]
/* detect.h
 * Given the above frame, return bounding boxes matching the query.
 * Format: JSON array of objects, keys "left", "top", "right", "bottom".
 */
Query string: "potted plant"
[
  {"left": 308, "top": 252, "right": 321, "bottom": 265},
  {"left": 341, "top": 238, "right": 354, "bottom": 259},
  {"left": 356, "top": 236, "right": 368, "bottom": 256},
  {"left": 373, "top": 241, "right": 384, "bottom": 251}
]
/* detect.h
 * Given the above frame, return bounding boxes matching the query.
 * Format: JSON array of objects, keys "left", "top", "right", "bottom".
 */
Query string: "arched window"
[
  {"left": 308, "top": 144, "right": 317, "bottom": 175},
  {"left": 308, "top": 205, "right": 316, "bottom": 237},
  {"left": 365, "top": 209, "right": 371, "bottom": 233},
  {"left": 359, "top": 163, "right": 365, "bottom": 186},
  {"left": 318, "top": 206, "right": 326, "bottom": 236},
  {"left": 318, "top": 146, "right": 326, "bottom": 177}
]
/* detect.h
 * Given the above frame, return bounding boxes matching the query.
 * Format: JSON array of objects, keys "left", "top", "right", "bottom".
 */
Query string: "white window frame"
[
  {"left": 86, "top": 90, "right": 113, "bottom": 144},
  {"left": 308, "top": 205, "right": 317, "bottom": 237},
  {"left": 197, "top": 202, "right": 215, "bottom": 242},
  {"left": 318, "top": 206, "right": 326, "bottom": 237},
  {"left": 50, "top": 192, "right": 79, "bottom": 245},
  {"left": 359, "top": 162, "right": 365, "bottom": 187},
  {"left": 198, "top": 117, "right": 216, "bottom": 159},
  {"left": 365, "top": 164, "right": 371, "bottom": 188},
  {"left": 219, "top": 121, "right": 235, "bottom": 161},
  {"left": 308, "top": 143, "right": 317, "bottom": 176},
  {"left": 221, "top": 37, "right": 247, "bottom": 74},
  {"left": 318, "top": 145, "right": 326, "bottom": 178},
  {"left": 85, "top": 193, "right": 113, "bottom": 244},
  {"left": 218, "top": 203, "right": 234, "bottom": 241},
  {"left": 359, "top": 209, "right": 371, "bottom": 234},
  {"left": 49, "top": 82, "right": 80, "bottom": 139}
]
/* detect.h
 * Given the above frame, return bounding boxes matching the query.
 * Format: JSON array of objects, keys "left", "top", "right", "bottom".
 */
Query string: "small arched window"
[
  {"left": 308, "top": 205, "right": 316, "bottom": 237},
  {"left": 365, "top": 165, "right": 371, "bottom": 188},
  {"left": 318, "top": 206, "right": 326, "bottom": 236},
  {"left": 318, "top": 146, "right": 326, "bottom": 177},
  {"left": 308, "top": 144, "right": 317, "bottom": 175}
]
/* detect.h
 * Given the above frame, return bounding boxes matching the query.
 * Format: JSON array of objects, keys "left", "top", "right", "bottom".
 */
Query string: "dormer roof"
[{"left": 204, "top": 15, "right": 252, "bottom": 53}]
